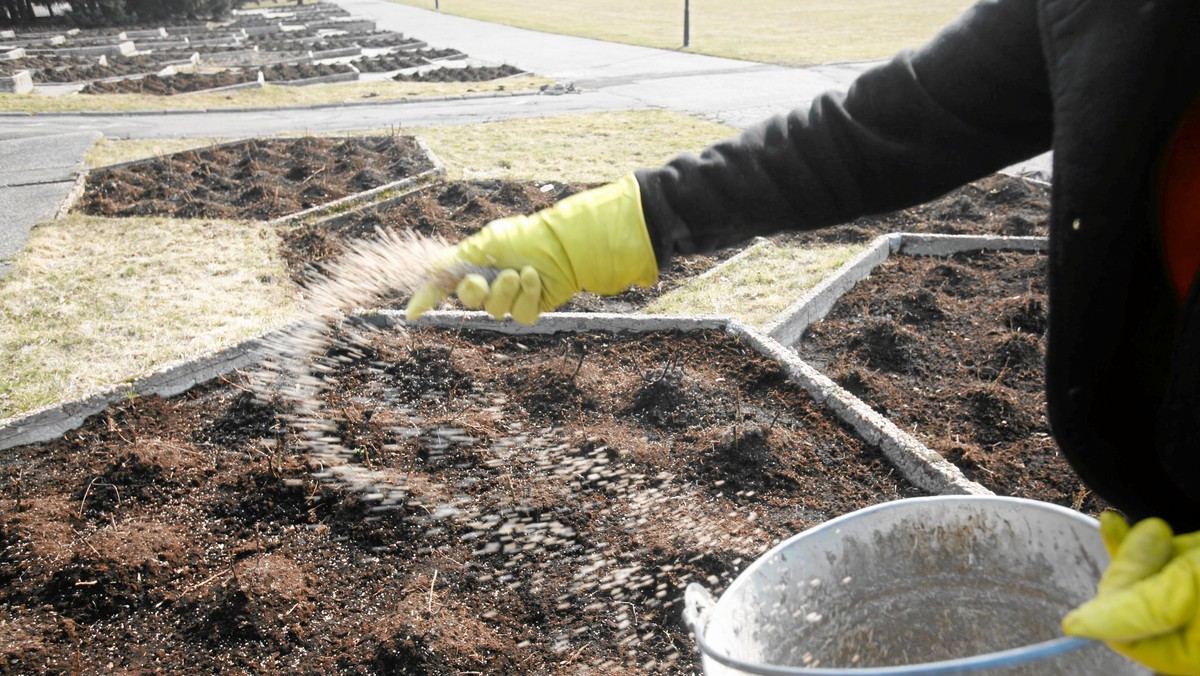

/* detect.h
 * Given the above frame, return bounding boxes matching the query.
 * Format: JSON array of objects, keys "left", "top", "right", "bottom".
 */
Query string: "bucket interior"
[{"left": 702, "top": 497, "right": 1150, "bottom": 675}]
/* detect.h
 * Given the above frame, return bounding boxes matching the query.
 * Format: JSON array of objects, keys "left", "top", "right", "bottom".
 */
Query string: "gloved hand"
[
  {"left": 1062, "top": 511, "right": 1200, "bottom": 675},
  {"left": 405, "top": 174, "right": 658, "bottom": 324}
]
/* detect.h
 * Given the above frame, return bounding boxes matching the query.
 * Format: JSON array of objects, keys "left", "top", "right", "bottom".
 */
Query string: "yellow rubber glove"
[
  {"left": 1062, "top": 512, "right": 1200, "bottom": 675},
  {"left": 405, "top": 174, "right": 658, "bottom": 324}
]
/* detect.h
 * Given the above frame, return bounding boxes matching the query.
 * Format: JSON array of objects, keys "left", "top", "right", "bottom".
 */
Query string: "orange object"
[{"left": 1160, "top": 94, "right": 1200, "bottom": 304}]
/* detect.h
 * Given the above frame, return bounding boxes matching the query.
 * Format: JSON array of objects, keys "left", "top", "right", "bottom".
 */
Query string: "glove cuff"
[{"left": 547, "top": 174, "right": 659, "bottom": 296}]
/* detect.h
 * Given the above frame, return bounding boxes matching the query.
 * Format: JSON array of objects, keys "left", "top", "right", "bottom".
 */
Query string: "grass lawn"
[
  {"left": 0, "top": 215, "right": 299, "bottom": 420},
  {"left": 389, "top": 0, "right": 973, "bottom": 65},
  {"left": 413, "top": 109, "right": 736, "bottom": 183},
  {"left": 645, "top": 239, "right": 865, "bottom": 326}
]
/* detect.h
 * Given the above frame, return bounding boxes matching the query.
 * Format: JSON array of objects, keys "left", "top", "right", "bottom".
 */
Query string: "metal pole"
[{"left": 683, "top": 0, "right": 690, "bottom": 47}]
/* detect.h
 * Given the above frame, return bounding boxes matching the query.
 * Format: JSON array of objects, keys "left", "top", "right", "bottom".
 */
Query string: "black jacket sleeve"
[{"left": 635, "top": 0, "right": 1054, "bottom": 264}]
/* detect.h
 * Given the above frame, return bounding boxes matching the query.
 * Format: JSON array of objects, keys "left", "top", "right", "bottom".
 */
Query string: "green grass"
[
  {"left": 390, "top": 0, "right": 973, "bottom": 66},
  {"left": 0, "top": 76, "right": 552, "bottom": 114},
  {"left": 644, "top": 240, "right": 865, "bottom": 326},
  {"left": 0, "top": 214, "right": 299, "bottom": 420}
]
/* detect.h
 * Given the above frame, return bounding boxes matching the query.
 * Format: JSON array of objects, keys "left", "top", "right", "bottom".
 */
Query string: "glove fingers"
[
  {"left": 1099, "top": 517, "right": 1175, "bottom": 594},
  {"left": 456, "top": 273, "right": 490, "bottom": 310},
  {"left": 1063, "top": 548, "right": 1199, "bottom": 642},
  {"left": 509, "top": 266, "right": 543, "bottom": 325},
  {"left": 485, "top": 269, "right": 521, "bottom": 320},
  {"left": 405, "top": 283, "right": 446, "bottom": 321},
  {"left": 1099, "top": 511, "right": 1132, "bottom": 559}
]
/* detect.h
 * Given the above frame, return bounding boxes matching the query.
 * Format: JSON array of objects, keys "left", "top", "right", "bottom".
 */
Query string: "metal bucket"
[{"left": 683, "top": 496, "right": 1151, "bottom": 675}]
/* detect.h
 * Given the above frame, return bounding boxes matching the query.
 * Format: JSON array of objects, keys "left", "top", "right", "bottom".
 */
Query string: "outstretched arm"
[{"left": 637, "top": 0, "right": 1053, "bottom": 262}]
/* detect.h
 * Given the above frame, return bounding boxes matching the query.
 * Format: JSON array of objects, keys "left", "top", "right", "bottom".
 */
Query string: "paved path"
[{"left": 0, "top": 130, "right": 100, "bottom": 277}]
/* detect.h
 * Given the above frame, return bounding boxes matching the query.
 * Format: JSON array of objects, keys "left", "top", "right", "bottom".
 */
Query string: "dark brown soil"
[
  {"left": 352, "top": 49, "right": 464, "bottom": 73},
  {"left": 394, "top": 64, "right": 524, "bottom": 83},
  {"left": 313, "top": 33, "right": 426, "bottom": 51},
  {"left": 796, "top": 249, "right": 1107, "bottom": 515},
  {"left": 3, "top": 55, "right": 172, "bottom": 82},
  {"left": 261, "top": 62, "right": 355, "bottom": 82},
  {"left": 781, "top": 173, "right": 1051, "bottom": 246},
  {"left": 0, "top": 328, "right": 922, "bottom": 673},
  {"left": 77, "top": 136, "right": 435, "bottom": 221},
  {"left": 80, "top": 71, "right": 254, "bottom": 95},
  {"left": 278, "top": 172, "right": 1049, "bottom": 314},
  {"left": 78, "top": 64, "right": 355, "bottom": 95}
]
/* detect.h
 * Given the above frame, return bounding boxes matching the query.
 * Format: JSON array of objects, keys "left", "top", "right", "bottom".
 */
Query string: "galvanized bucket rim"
[{"left": 685, "top": 495, "right": 1101, "bottom": 676}]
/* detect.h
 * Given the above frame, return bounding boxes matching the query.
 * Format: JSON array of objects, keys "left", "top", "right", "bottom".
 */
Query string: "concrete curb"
[
  {"left": 0, "top": 332, "right": 271, "bottom": 451},
  {"left": 369, "top": 309, "right": 990, "bottom": 496},
  {"left": 0, "top": 306, "right": 987, "bottom": 497},
  {"left": 53, "top": 170, "right": 89, "bottom": 220},
  {"left": 0, "top": 235, "right": 1038, "bottom": 498}
]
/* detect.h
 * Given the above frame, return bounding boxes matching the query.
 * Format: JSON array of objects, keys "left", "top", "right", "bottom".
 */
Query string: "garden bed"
[
  {"left": 0, "top": 325, "right": 923, "bottom": 673},
  {"left": 80, "top": 70, "right": 253, "bottom": 95},
  {"left": 394, "top": 64, "right": 524, "bottom": 83},
  {"left": 794, "top": 247, "right": 1107, "bottom": 514},
  {"left": 76, "top": 136, "right": 436, "bottom": 221},
  {"left": 1, "top": 54, "right": 164, "bottom": 81},
  {"left": 352, "top": 48, "right": 465, "bottom": 73},
  {"left": 261, "top": 62, "right": 356, "bottom": 84},
  {"left": 77, "top": 63, "right": 356, "bottom": 94}
]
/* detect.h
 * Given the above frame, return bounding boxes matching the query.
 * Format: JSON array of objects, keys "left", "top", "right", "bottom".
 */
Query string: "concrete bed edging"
[
  {"left": 374, "top": 309, "right": 991, "bottom": 497},
  {"left": 761, "top": 233, "right": 1049, "bottom": 346},
  {"left": 0, "top": 307, "right": 986, "bottom": 498},
  {"left": 756, "top": 232, "right": 1053, "bottom": 497},
  {"left": 0, "top": 331, "right": 272, "bottom": 452}
]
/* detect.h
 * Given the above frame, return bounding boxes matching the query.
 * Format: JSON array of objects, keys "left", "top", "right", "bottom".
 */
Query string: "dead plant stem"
[
  {"left": 162, "top": 568, "right": 233, "bottom": 607},
  {"left": 427, "top": 569, "right": 439, "bottom": 614}
]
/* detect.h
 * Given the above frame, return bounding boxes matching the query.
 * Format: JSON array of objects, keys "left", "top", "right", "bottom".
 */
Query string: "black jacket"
[{"left": 636, "top": 0, "right": 1200, "bottom": 529}]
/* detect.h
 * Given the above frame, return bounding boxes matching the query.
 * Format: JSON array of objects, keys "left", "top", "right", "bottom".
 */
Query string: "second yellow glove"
[{"left": 1062, "top": 512, "right": 1200, "bottom": 675}]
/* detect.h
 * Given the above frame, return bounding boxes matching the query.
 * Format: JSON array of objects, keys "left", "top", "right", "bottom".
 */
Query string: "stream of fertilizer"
[{"left": 247, "top": 227, "right": 769, "bottom": 670}]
